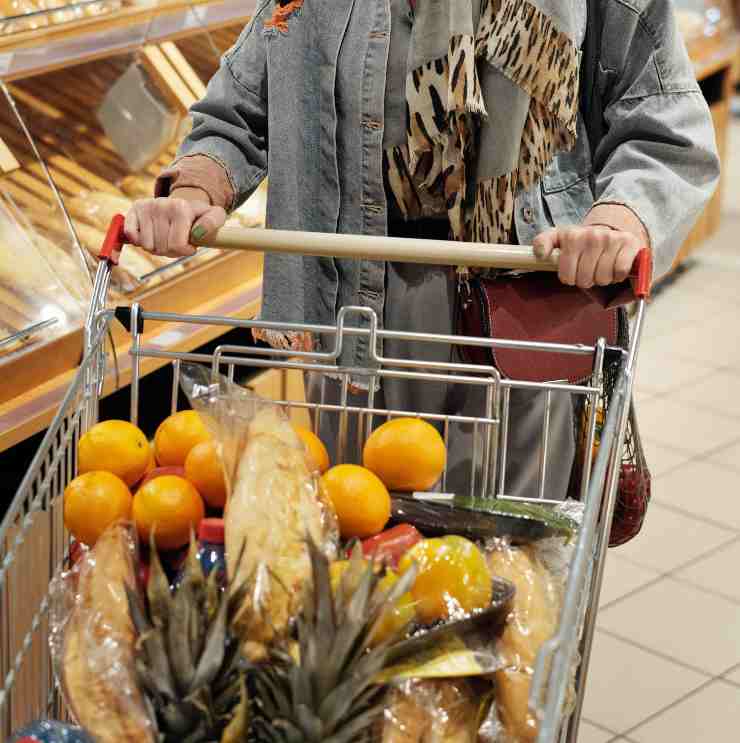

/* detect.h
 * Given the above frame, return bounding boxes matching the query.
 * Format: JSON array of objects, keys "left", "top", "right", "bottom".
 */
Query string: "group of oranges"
[
  {"left": 64, "top": 411, "right": 227, "bottom": 551},
  {"left": 65, "top": 409, "right": 448, "bottom": 554},
  {"left": 314, "top": 417, "right": 447, "bottom": 540}
]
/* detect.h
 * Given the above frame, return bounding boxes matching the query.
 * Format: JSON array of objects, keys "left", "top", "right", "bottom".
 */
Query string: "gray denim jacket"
[{"left": 178, "top": 0, "right": 719, "bottom": 367}]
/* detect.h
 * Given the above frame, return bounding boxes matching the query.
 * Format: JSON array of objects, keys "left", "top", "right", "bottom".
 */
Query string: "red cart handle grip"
[
  {"left": 99, "top": 214, "right": 126, "bottom": 265},
  {"left": 629, "top": 248, "right": 653, "bottom": 299}
]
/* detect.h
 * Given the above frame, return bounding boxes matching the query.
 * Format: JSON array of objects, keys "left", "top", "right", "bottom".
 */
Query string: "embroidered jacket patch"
[{"left": 263, "top": 0, "right": 304, "bottom": 35}]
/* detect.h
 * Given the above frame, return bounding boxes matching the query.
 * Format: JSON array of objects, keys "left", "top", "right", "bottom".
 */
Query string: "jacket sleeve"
[
  {"left": 589, "top": 0, "right": 720, "bottom": 279},
  {"left": 157, "top": 5, "right": 270, "bottom": 211}
]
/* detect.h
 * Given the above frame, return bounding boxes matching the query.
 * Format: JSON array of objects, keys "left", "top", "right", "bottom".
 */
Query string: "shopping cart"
[{"left": 0, "top": 215, "right": 650, "bottom": 742}]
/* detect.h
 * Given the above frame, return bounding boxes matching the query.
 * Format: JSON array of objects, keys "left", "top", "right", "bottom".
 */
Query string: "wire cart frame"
[{"left": 0, "top": 217, "right": 649, "bottom": 742}]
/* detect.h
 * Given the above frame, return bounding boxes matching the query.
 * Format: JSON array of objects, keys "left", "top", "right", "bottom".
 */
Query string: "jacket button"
[{"left": 522, "top": 207, "right": 534, "bottom": 224}]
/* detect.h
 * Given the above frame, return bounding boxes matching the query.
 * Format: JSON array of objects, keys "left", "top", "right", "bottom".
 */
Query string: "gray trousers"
[{"left": 307, "top": 262, "right": 575, "bottom": 501}]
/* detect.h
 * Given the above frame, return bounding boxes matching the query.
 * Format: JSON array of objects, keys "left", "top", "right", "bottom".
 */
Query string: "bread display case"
[
  {"left": 674, "top": 0, "right": 735, "bottom": 57},
  {"left": 0, "top": 11, "right": 265, "bottom": 451}
]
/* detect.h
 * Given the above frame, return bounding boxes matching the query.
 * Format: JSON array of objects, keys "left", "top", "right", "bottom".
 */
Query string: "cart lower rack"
[{"left": 0, "top": 219, "right": 649, "bottom": 742}]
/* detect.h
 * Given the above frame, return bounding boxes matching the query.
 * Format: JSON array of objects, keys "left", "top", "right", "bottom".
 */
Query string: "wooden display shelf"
[
  {"left": 673, "top": 31, "right": 740, "bottom": 269},
  {"left": 0, "top": 0, "right": 254, "bottom": 81},
  {"left": 0, "top": 248, "right": 263, "bottom": 452}
]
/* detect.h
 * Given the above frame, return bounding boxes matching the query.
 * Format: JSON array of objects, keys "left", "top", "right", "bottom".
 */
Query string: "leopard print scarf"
[{"left": 385, "top": 0, "right": 580, "bottom": 244}]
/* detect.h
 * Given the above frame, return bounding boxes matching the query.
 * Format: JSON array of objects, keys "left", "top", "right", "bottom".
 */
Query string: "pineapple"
[
  {"left": 248, "top": 539, "right": 417, "bottom": 743},
  {"left": 125, "top": 536, "right": 251, "bottom": 743}
]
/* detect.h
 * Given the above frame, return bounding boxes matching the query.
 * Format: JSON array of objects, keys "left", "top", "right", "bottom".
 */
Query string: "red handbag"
[{"left": 456, "top": 250, "right": 653, "bottom": 547}]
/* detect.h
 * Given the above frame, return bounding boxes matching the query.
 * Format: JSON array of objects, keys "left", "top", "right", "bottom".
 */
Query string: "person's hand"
[
  {"left": 533, "top": 226, "right": 641, "bottom": 289},
  {"left": 124, "top": 196, "right": 226, "bottom": 258}
]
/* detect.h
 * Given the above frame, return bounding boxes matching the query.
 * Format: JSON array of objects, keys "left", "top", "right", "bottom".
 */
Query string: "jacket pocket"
[{"left": 541, "top": 173, "right": 594, "bottom": 227}]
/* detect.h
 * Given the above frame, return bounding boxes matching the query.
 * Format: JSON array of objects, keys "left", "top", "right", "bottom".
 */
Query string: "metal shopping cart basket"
[{"left": 0, "top": 215, "right": 651, "bottom": 742}]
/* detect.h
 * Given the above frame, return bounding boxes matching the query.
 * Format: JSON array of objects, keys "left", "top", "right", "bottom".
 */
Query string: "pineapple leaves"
[
  {"left": 248, "top": 535, "right": 416, "bottom": 742},
  {"left": 220, "top": 675, "right": 250, "bottom": 743},
  {"left": 189, "top": 591, "right": 229, "bottom": 693},
  {"left": 147, "top": 531, "right": 172, "bottom": 630}
]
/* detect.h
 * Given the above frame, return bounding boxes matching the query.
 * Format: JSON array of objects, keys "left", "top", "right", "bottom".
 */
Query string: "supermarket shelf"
[
  {"left": 0, "top": 248, "right": 263, "bottom": 452},
  {"left": 0, "top": 0, "right": 255, "bottom": 80}
]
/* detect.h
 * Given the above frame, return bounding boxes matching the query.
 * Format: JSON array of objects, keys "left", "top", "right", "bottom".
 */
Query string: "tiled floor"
[{"left": 580, "top": 122, "right": 740, "bottom": 740}]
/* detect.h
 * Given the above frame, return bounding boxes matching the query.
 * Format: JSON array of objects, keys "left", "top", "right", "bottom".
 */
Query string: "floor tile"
[
  {"left": 635, "top": 398, "right": 739, "bottom": 457},
  {"left": 599, "top": 554, "right": 660, "bottom": 608},
  {"left": 672, "top": 368, "right": 740, "bottom": 418},
  {"left": 653, "top": 460, "right": 740, "bottom": 531},
  {"left": 642, "top": 438, "right": 694, "bottom": 477},
  {"left": 678, "top": 261, "right": 740, "bottom": 305},
  {"left": 675, "top": 539, "right": 740, "bottom": 603},
  {"left": 581, "top": 631, "right": 706, "bottom": 733},
  {"left": 654, "top": 312, "right": 740, "bottom": 368},
  {"left": 642, "top": 291, "right": 727, "bottom": 339},
  {"left": 616, "top": 501, "right": 734, "bottom": 573},
  {"left": 629, "top": 680, "right": 740, "bottom": 743},
  {"left": 708, "top": 439, "right": 740, "bottom": 472},
  {"left": 577, "top": 720, "right": 615, "bottom": 743},
  {"left": 633, "top": 351, "right": 715, "bottom": 398},
  {"left": 598, "top": 577, "right": 740, "bottom": 675}
]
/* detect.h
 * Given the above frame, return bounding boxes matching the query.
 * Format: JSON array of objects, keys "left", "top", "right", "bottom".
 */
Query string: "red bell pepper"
[{"left": 361, "top": 524, "right": 422, "bottom": 568}]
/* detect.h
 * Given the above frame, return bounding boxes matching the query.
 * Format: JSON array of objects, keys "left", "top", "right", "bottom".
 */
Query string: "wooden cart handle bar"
[{"left": 100, "top": 214, "right": 652, "bottom": 298}]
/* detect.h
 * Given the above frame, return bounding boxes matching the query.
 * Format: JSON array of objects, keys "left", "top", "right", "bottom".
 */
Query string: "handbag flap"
[{"left": 479, "top": 273, "right": 618, "bottom": 383}]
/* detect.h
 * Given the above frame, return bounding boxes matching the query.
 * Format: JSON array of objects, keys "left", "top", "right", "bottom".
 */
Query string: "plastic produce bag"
[
  {"left": 380, "top": 678, "right": 496, "bottom": 742},
  {"left": 484, "top": 540, "right": 563, "bottom": 743},
  {"left": 49, "top": 523, "right": 155, "bottom": 743},
  {"left": 180, "top": 363, "right": 339, "bottom": 657}
]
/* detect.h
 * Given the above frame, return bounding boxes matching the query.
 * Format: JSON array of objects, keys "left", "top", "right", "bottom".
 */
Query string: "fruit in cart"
[
  {"left": 136, "top": 466, "right": 186, "bottom": 491},
  {"left": 154, "top": 410, "right": 211, "bottom": 467},
  {"left": 225, "top": 406, "right": 338, "bottom": 656},
  {"left": 124, "top": 534, "right": 249, "bottom": 743},
  {"left": 141, "top": 443, "right": 156, "bottom": 480},
  {"left": 398, "top": 536, "right": 493, "bottom": 624},
  {"left": 63, "top": 471, "right": 133, "bottom": 547},
  {"left": 248, "top": 537, "right": 417, "bottom": 741},
  {"left": 369, "top": 570, "right": 417, "bottom": 647},
  {"left": 61, "top": 524, "right": 153, "bottom": 742},
  {"left": 362, "top": 523, "right": 423, "bottom": 568},
  {"left": 329, "top": 554, "right": 414, "bottom": 647},
  {"left": 329, "top": 559, "right": 352, "bottom": 594},
  {"left": 132, "top": 475, "right": 205, "bottom": 551},
  {"left": 77, "top": 419, "right": 150, "bottom": 487},
  {"left": 293, "top": 424, "right": 331, "bottom": 473},
  {"left": 486, "top": 544, "right": 561, "bottom": 742},
  {"left": 321, "top": 464, "right": 391, "bottom": 539},
  {"left": 363, "top": 418, "right": 446, "bottom": 492},
  {"left": 184, "top": 439, "right": 228, "bottom": 508}
]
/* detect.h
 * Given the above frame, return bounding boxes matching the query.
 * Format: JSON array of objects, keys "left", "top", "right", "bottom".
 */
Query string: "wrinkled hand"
[
  {"left": 533, "top": 226, "right": 641, "bottom": 289},
  {"left": 124, "top": 197, "right": 226, "bottom": 258}
]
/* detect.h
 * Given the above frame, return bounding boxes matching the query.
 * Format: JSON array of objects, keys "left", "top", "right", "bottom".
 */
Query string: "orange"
[
  {"left": 64, "top": 471, "right": 133, "bottom": 547},
  {"left": 320, "top": 464, "right": 390, "bottom": 539},
  {"left": 293, "top": 425, "right": 330, "bottom": 474},
  {"left": 363, "top": 418, "right": 446, "bottom": 492},
  {"left": 398, "top": 536, "right": 492, "bottom": 624},
  {"left": 154, "top": 411, "right": 211, "bottom": 467},
  {"left": 77, "top": 420, "right": 150, "bottom": 487},
  {"left": 185, "top": 440, "right": 228, "bottom": 509},
  {"left": 133, "top": 475, "right": 205, "bottom": 550}
]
